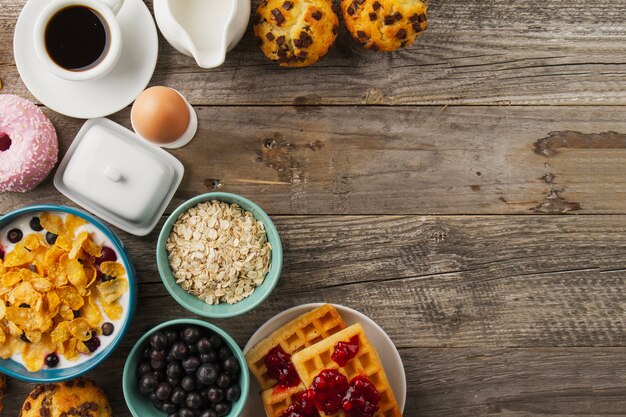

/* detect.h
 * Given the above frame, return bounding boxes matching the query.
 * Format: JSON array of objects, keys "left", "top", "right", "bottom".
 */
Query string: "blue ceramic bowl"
[
  {"left": 157, "top": 192, "right": 282, "bottom": 318},
  {"left": 0, "top": 204, "right": 137, "bottom": 382},
  {"left": 123, "top": 318, "right": 250, "bottom": 417}
]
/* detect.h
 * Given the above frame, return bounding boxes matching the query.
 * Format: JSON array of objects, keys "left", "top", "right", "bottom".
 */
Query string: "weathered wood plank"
[
  {"left": 0, "top": 214, "right": 621, "bottom": 348},
  {"left": 3, "top": 348, "right": 625, "bottom": 416},
  {"left": 121, "top": 214, "right": 626, "bottom": 349},
  {"left": 2, "top": 106, "right": 626, "bottom": 215},
  {"left": 2, "top": 0, "right": 626, "bottom": 105}
]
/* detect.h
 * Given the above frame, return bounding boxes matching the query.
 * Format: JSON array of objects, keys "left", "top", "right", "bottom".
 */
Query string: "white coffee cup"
[{"left": 33, "top": 0, "right": 125, "bottom": 82}]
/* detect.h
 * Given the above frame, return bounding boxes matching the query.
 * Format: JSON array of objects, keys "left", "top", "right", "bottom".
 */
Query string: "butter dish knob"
[{"left": 104, "top": 166, "right": 123, "bottom": 182}]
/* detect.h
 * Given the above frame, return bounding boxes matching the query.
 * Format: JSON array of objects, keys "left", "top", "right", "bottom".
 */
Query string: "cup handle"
[{"left": 99, "top": 0, "right": 125, "bottom": 15}]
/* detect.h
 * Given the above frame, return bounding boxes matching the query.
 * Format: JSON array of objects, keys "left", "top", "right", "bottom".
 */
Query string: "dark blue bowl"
[{"left": 0, "top": 204, "right": 137, "bottom": 382}]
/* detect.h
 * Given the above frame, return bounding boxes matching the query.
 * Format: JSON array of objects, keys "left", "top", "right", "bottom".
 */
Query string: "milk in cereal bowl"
[{"left": 0, "top": 205, "right": 136, "bottom": 382}]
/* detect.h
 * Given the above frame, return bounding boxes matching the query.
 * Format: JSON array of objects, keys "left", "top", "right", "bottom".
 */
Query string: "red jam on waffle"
[
  {"left": 331, "top": 335, "right": 360, "bottom": 366},
  {"left": 342, "top": 375, "right": 382, "bottom": 417},
  {"left": 311, "top": 369, "right": 350, "bottom": 414},
  {"left": 280, "top": 389, "right": 319, "bottom": 417},
  {"left": 265, "top": 346, "right": 301, "bottom": 388}
]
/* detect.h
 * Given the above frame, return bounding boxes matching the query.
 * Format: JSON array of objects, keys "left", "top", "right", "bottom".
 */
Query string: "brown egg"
[{"left": 131, "top": 86, "right": 190, "bottom": 144}]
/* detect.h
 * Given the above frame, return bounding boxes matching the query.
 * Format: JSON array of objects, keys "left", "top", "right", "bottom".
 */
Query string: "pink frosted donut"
[{"left": 0, "top": 94, "right": 58, "bottom": 192}]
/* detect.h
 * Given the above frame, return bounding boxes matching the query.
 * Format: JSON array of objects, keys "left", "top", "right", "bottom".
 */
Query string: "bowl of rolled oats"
[{"left": 157, "top": 192, "right": 282, "bottom": 318}]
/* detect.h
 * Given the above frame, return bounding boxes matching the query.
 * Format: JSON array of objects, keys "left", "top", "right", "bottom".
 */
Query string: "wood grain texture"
[
  {"left": 97, "top": 215, "right": 626, "bottom": 349},
  {"left": 0, "top": 214, "right": 623, "bottom": 349},
  {"left": 2, "top": 0, "right": 626, "bottom": 105},
  {"left": 1, "top": 0, "right": 626, "bottom": 415},
  {"left": 2, "top": 105, "right": 626, "bottom": 215},
  {"left": 0, "top": 214, "right": 624, "bottom": 414},
  {"left": 2, "top": 348, "right": 625, "bottom": 416}
]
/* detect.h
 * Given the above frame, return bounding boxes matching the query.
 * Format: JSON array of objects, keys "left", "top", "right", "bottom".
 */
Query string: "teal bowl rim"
[
  {"left": 156, "top": 192, "right": 283, "bottom": 318},
  {"left": 122, "top": 318, "right": 250, "bottom": 417},
  {"left": 0, "top": 204, "right": 137, "bottom": 383}
]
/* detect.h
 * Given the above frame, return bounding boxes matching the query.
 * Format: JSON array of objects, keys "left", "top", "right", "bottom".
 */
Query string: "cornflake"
[{"left": 166, "top": 201, "right": 272, "bottom": 305}]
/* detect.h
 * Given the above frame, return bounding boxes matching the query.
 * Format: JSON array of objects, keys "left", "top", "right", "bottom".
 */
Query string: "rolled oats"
[{"left": 166, "top": 201, "right": 272, "bottom": 305}]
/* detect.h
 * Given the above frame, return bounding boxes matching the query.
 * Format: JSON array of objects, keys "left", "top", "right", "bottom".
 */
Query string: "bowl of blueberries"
[{"left": 123, "top": 318, "right": 249, "bottom": 417}]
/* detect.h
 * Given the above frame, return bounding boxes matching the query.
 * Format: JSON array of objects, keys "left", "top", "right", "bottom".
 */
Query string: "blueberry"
[
  {"left": 152, "top": 399, "right": 164, "bottom": 410},
  {"left": 218, "top": 346, "right": 231, "bottom": 361},
  {"left": 7, "top": 229, "right": 23, "bottom": 244},
  {"left": 101, "top": 322, "right": 114, "bottom": 336},
  {"left": 29, "top": 217, "right": 43, "bottom": 231},
  {"left": 208, "top": 334, "right": 224, "bottom": 350},
  {"left": 138, "top": 373, "right": 157, "bottom": 395},
  {"left": 222, "top": 357, "right": 240, "bottom": 375},
  {"left": 142, "top": 347, "right": 151, "bottom": 359},
  {"left": 196, "top": 337, "right": 212, "bottom": 354},
  {"left": 216, "top": 373, "right": 231, "bottom": 389},
  {"left": 185, "top": 391, "right": 202, "bottom": 409},
  {"left": 151, "top": 359, "right": 166, "bottom": 370},
  {"left": 153, "top": 370, "right": 166, "bottom": 382},
  {"left": 167, "top": 361, "right": 184, "bottom": 379},
  {"left": 156, "top": 382, "right": 172, "bottom": 400},
  {"left": 213, "top": 401, "right": 231, "bottom": 417},
  {"left": 207, "top": 386, "right": 223, "bottom": 403},
  {"left": 200, "top": 387, "right": 211, "bottom": 405},
  {"left": 137, "top": 361, "right": 152, "bottom": 377},
  {"left": 95, "top": 246, "right": 117, "bottom": 265},
  {"left": 84, "top": 332, "right": 101, "bottom": 352},
  {"left": 150, "top": 331, "right": 169, "bottom": 350},
  {"left": 187, "top": 344, "right": 198, "bottom": 356},
  {"left": 45, "top": 232, "right": 58, "bottom": 245},
  {"left": 200, "top": 411, "right": 218, "bottom": 417},
  {"left": 197, "top": 363, "right": 218, "bottom": 386},
  {"left": 151, "top": 350, "right": 166, "bottom": 361},
  {"left": 45, "top": 353, "right": 59, "bottom": 368},
  {"left": 181, "top": 375, "right": 196, "bottom": 392},
  {"left": 170, "top": 342, "right": 189, "bottom": 360},
  {"left": 225, "top": 385, "right": 241, "bottom": 402},
  {"left": 162, "top": 402, "right": 177, "bottom": 414},
  {"left": 166, "top": 377, "right": 180, "bottom": 387},
  {"left": 170, "top": 386, "right": 186, "bottom": 405},
  {"left": 181, "top": 326, "right": 201, "bottom": 344},
  {"left": 167, "top": 413, "right": 180, "bottom": 417},
  {"left": 182, "top": 356, "right": 201, "bottom": 373},
  {"left": 178, "top": 408, "right": 195, "bottom": 417},
  {"left": 165, "top": 329, "right": 179, "bottom": 344},
  {"left": 200, "top": 351, "right": 217, "bottom": 364}
]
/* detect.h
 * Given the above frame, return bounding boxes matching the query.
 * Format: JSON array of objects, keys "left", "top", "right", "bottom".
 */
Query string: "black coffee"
[{"left": 45, "top": 6, "right": 110, "bottom": 71}]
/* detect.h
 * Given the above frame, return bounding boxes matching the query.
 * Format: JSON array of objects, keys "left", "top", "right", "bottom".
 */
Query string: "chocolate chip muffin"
[
  {"left": 20, "top": 378, "right": 112, "bottom": 417},
  {"left": 341, "top": 0, "right": 428, "bottom": 51},
  {"left": 254, "top": 0, "right": 339, "bottom": 67}
]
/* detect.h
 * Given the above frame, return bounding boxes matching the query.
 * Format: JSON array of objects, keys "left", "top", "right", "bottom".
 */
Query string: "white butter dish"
[{"left": 54, "top": 118, "right": 184, "bottom": 236}]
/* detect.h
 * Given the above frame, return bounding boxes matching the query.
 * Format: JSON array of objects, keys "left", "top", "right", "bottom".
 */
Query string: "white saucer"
[
  {"left": 14, "top": 0, "right": 158, "bottom": 119},
  {"left": 242, "top": 303, "right": 407, "bottom": 417}
]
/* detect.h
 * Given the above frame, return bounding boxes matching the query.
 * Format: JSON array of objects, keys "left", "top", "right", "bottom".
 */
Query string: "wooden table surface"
[{"left": 1, "top": 0, "right": 626, "bottom": 415}]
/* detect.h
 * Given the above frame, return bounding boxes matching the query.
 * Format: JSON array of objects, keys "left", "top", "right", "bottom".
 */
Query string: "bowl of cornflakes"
[{"left": 0, "top": 204, "right": 137, "bottom": 382}]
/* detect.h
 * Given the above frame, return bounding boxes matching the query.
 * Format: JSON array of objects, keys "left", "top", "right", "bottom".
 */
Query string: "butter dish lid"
[{"left": 54, "top": 118, "right": 184, "bottom": 236}]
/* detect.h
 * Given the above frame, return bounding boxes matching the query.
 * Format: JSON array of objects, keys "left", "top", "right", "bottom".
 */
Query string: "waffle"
[
  {"left": 261, "top": 385, "right": 308, "bottom": 417},
  {"left": 291, "top": 323, "right": 402, "bottom": 417},
  {"left": 246, "top": 304, "right": 347, "bottom": 389}
]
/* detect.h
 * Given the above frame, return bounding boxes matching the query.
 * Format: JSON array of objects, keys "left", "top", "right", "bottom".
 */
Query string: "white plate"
[
  {"left": 242, "top": 303, "right": 406, "bottom": 417},
  {"left": 14, "top": 0, "right": 158, "bottom": 119}
]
